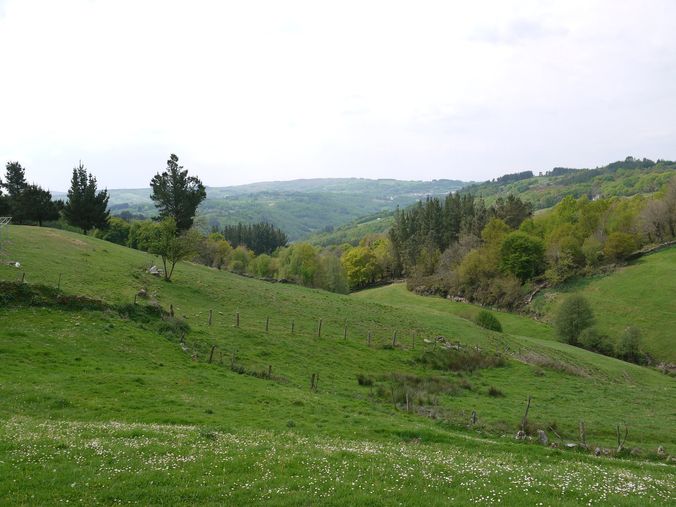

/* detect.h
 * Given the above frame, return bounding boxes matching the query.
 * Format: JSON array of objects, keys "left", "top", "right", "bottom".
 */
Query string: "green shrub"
[
  {"left": 474, "top": 310, "right": 502, "bottom": 332},
  {"left": 578, "top": 327, "right": 614, "bottom": 356},
  {"left": 416, "top": 348, "right": 506, "bottom": 372},
  {"left": 554, "top": 294, "right": 595, "bottom": 345},
  {"left": 616, "top": 326, "right": 646, "bottom": 364},
  {"left": 487, "top": 386, "right": 505, "bottom": 397},
  {"left": 356, "top": 374, "right": 374, "bottom": 386}
]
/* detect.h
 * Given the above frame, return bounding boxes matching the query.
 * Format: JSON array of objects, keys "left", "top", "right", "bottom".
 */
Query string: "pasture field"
[{"left": 0, "top": 226, "right": 674, "bottom": 505}]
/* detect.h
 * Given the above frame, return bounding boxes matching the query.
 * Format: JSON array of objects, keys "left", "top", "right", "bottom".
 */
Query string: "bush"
[
  {"left": 604, "top": 232, "right": 638, "bottom": 262},
  {"left": 356, "top": 374, "right": 374, "bottom": 386},
  {"left": 488, "top": 386, "right": 505, "bottom": 397},
  {"left": 474, "top": 310, "right": 503, "bottom": 332},
  {"left": 416, "top": 348, "right": 506, "bottom": 372},
  {"left": 616, "top": 326, "right": 646, "bottom": 364},
  {"left": 578, "top": 327, "right": 614, "bottom": 356},
  {"left": 554, "top": 294, "right": 595, "bottom": 345}
]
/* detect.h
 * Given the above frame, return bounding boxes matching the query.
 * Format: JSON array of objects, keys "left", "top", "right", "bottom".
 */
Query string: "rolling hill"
[
  {"left": 0, "top": 226, "right": 674, "bottom": 505},
  {"left": 528, "top": 246, "right": 676, "bottom": 363},
  {"left": 60, "top": 178, "right": 467, "bottom": 241},
  {"left": 460, "top": 158, "right": 676, "bottom": 209}
]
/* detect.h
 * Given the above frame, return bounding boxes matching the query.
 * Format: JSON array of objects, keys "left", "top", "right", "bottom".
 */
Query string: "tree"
[
  {"left": 341, "top": 246, "right": 381, "bottom": 290},
  {"left": 603, "top": 232, "right": 638, "bottom": 262},
  {"left": 19, "top": 184, "right": 60, "bottom": 226},
  {"left": 616, "top": 326, "right": 645, "bottom": 364},
  {"left": 499, "top": 231, "right": 545, "bottom": 282},
  {"left": 554, "top": 294, "right": 595, "bottom": 345},
  {"left": 195, "top": 232, "right": 232, "bottom": 269},
  {"left": 578, "top": 327, "right": 614, "bottom": 356},
  {"left": 150, "top": 154, "right": 206, "bottom": 232},
  {"left": 3, "top": 162, "right": 28, "bottom": 222},
  {"left": 221, "top": 222, "right": 288, "bottom": 255},
  {"left": 95, "top": 216, "right": 131, "bottom": 245},
  {"left": 63, "top": 163, "right": 110, "bottom": 234},
  {"left": 316, "top": 251, "right": 349, "bottom": 294},
  {"left": 282, "top": 243, "right": 320, "bottom": 286},
  {"left": 147, "top": 218, "right": 199, "bottom": 281},
  {"left": 3, "top": 161, "right": 27, "bottom": 198}
]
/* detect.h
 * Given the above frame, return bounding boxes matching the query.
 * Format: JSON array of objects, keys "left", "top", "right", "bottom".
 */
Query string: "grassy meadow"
[{"left": 0, "top": 225, "right": 674, "bottom": 505}]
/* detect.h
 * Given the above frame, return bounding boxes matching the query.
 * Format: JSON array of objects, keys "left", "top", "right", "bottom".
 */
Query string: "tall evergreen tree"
[
  {"left": 150, "top": 154, "right": 206, "bottom": 232},
  {"left": 63, "top": 162, "right": 110, "bottom": 234},
  {"left": 0, "top": 175, "right": 8, "bottom": 216},
  {"left": 221, "top": 222, "right": 288, "bottom": 254},
  {"left": 3, "top": 162, "right": 27, "bottom": 197},
  {"left": 3, "top": 161, "right": 28, "bottom": 222}
]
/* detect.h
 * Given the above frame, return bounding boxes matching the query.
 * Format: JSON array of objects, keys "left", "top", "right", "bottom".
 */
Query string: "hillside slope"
[
  {"left": 460, "top": 158, "right": 675, "bottom": 209},
  {"left": 529, "top": 246, "right": 676, "bottom": 363},
  {"left": 0, "top": 226, "right": 674, "bottom": 505}
]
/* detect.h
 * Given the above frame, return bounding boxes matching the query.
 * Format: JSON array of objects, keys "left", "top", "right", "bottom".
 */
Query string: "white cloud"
[{"left": 0, "top": 0, "right": 675, "bottom": 190}]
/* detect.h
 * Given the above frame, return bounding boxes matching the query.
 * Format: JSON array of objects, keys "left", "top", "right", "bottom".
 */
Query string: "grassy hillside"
[
  {"left": 529, "top": 246, "right": 676, "bottom": 363},
  {"left": 306, "top": 211, "right": 394, "bottom": 247},
  {"left": 0, "top": 226, "right": 674, "bottom": 505},
  {"left": 85, "top": 178, "right": 467, "bottom": 241},
  {"left": 460, "top": 158, "right": 675, "bottom": 209},
  {"left": 354, "top": 283, "right": 557, "bottom": 342}
]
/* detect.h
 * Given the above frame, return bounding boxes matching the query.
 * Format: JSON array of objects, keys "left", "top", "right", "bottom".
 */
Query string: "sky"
[{"left": 1, "top": 0, "right": 675, "bottom": 191}]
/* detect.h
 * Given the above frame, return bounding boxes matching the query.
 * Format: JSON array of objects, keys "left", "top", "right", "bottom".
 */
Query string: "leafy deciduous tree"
[
  {"left": 499, "top": 232, "right": 545, "bottom": 282},
  {"left": 554, "top": 294, "right": 595, "bottom": 345},
  {"left": 147, "top": 218, "right": 199, "bottom": 281}
]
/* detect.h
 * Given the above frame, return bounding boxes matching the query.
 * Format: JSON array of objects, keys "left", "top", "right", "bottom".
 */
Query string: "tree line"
[{"left": 396, "top": 177, "right": 676, "bottom": 309}]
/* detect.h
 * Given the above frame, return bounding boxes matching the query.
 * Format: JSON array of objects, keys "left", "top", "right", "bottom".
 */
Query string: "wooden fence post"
[
  {"left": 208, "top": 345, "right": 216, "bottom": 363},
  {"left": 209, "top": 309, "right": 213, "bottom": 326},
  {"left": 343, "top": 322, "right": 348, "bottom": 340},
  {"left": 317, "top": 319, "right": 323, "bottom": 338},
  {"left": 392, "top": 331, "right": 397, "bottom": 347},
  {"left": 235, "top": 312, "right": 240, "bottom": 328},
  {"left": 291, "top": 320, "right": 295, "bottom": 334},
  {"left": 265, "top": 316, "right": 270, "bottom": 333},
  {"left": 21, "top": 272, "right": 25, "bottom": 284},
  {"left": 521, "top": 395, "right": 532, "bottom": 432},
  {"left": 367, "top": 331, "right": 372, "bottom": 347}
]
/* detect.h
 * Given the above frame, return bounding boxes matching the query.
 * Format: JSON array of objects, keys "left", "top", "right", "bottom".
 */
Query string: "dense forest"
[{"left": 399, "top": 175, "right": 676, "bottom": 311}]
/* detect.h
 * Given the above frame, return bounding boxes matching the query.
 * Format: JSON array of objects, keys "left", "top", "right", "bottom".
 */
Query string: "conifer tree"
[{"left": 63, "top": 162, "right": 110, "bottom": 234}]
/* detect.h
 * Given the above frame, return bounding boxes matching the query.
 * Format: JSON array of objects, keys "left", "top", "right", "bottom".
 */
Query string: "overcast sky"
[{"left": 1, "top": 0, "right": 675, "bottom": 191}]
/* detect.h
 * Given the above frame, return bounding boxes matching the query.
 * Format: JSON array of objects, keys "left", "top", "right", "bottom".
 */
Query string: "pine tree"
[
  {"left": 3, "top": 161, "right": 28, "bottom": 222},
  {"left": 150, "top": 154, "right": 206, "bottom": 232},
  {"left": 19, "top": 184, "right": 60, "bottom": 226},
  {"left": 63, "top": 162, "right": 110, "bottom": 234}
]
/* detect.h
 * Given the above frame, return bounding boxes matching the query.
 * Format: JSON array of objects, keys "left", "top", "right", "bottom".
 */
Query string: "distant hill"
[
  {"left": 62, "top": 178, "right": 467, "bottom": 241},
  {"left": 460, "top": 157, "right": 676, "bottom": 209},
  {"left": 308, "top": 158, "right": 676, "bottom": 246}
]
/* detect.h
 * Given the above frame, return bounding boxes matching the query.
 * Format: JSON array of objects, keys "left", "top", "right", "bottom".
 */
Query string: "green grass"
[
  {"left": 530, "top": 246, "right": 676, "bottom": 362},
  {"left": 0, "top": 225, "right": 674, "bottom": 505}
]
